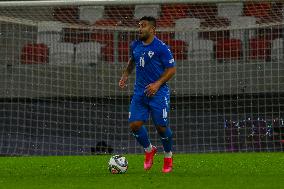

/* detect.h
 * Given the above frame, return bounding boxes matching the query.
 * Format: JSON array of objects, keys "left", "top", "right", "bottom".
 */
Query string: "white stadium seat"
[
  {"left": 75, "top": 42, "right": 102, "bottom": 64},
  {"left": 37, "top": 21, "right": 63, "bottom": 46},
  {"left": 218, "top": 3, "right": 243, "bottom": 19},
  {"left": 188, "top": 39, "right": 214, "bottom": 61},
  {"left": 174, "top": 18, "right": 201, "bottom": 42},
  {"left": 49, "top": 42, "right": 74, "bottom": 64},
  {"left": 271, "top": 38, "right": 284, "bottom": 61},
  {"left": 230, "top": 16, "right": 257, "bottom": 41},
  {"left": 134, "top": 5, "right": 161, "bottom": 19},
  {"left": 79, "top": 6, "right": 104, "bottom": 24}
]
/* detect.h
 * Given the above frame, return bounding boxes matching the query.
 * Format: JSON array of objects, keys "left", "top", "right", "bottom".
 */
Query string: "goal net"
[{"left": 0, "top": 0, "right": 283, "bottom": 155}]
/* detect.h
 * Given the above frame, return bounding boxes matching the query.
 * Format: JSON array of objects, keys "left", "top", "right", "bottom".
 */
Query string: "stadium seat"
[
  {"left": 95, "top": 19, "right": 122, "bottom": 27},
  {"left": 160, "top": 4, "right": 190, "bottom": 20},
  {"left": 37, "top": 21, "right": 63, "bottom": 46},
  {"left": 49, "top": 42, "right": 74, "bottom": 64},
  {"left": 174, "top": 18, "right": 201, "bottom": 42},
  {"left": 91, "top": 30, "right": 114, "bottom": 62},
  {"left": 156, "top": 18, "right": 175, "bottom": 27},
  {"left": 249, "top": 37, "right": 271, "bottom": 60},
  {"left": 21, "top": 43, "right": 49, "bottom": 64},
  {"left": 244, "top": 2, "right": 271, "bottom": 18},
  {"left": 156, "top": 31, "right": 174, "bottom": 43},
  {"left": 230, "top": 16, "right": 257, "bottom": 41},
  {"left": 102, "top": 43, "right": 114, "bottom": 62},
  {"left": 216, "top": 39, "right": 242, "bottom": 60},
  {"left": 75, "top": 42, "right": 102, "bottom": 64},
  {"left": 118, "top": 41, "right": 129, "bottom": 63},
  {"left": 188, "top": 4, "right": 217, "bottom": 19},
  {"left": 105, "top": 5, "right": 134, "bottom": 19},
  {"left": 95, "top": 5, "right": 135, "bottom": 27},
  {"left": 79, "top": 6, "right": 104, "bottom": 24},
  {"left": 63, "top": 28, "right": 91, "bottom": 44},
  {"left": 167, "top": 39, "right": 187, "bottom": 60},
  {"left": 201, "top": 17, "right": 230, "bottom": 28},
  {"left": 134, "top": 5, "right": 161, "bottom": 19},
  {"left": 188, "top": 39, "right": 214, "bottom": 61},
  {"left": 271, "top": 38, "right": 283, "bottom": 61},
  {"left": 157, "top": 3, "right": 190, "bottom": 27},
  {"left": 200, "top": 17, "right": 230, "bottom": 41},
  {"left": 37, "top": 32, "right": 61, "bottom": 46},
  {"left": 217, "top": 3, "right": 243, "bottom": 19},
  {"left": 53, "top": 7, "right": 79, "bottom": 24}
]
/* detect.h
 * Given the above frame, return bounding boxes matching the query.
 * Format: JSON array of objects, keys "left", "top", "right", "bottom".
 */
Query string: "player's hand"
[
  {"left": 145, "top": 81, "right": 161, "bottom": 97},
  {"left": 119, "top": 74, "right": 128, "bottom": 89}
]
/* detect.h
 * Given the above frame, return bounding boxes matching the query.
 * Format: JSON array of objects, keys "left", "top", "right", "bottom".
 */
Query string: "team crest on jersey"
[{"left": 148, "top": 51, "right": 154, "bottom": 58}]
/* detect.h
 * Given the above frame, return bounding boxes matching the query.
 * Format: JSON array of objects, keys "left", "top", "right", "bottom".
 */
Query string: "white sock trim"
[
  {"left": 144, "top": 144, "right": 153, "bottom": 153},
  {"left": 164, "top": 151, "right": 172, "bottom": 158}
]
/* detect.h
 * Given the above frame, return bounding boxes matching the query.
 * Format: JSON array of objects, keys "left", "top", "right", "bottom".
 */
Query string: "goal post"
[{"left": 0, "top": 0, "right": 283, "bottom": 156}]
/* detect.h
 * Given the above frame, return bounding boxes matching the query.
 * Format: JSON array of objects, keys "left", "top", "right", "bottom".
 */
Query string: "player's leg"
[
  {"left": 156, "top": 126, "right": 173, "bottom": 173},
  {"left": 129, "top": 95, "right": 157, "bottom": 170},
  {"left": 150, "top": 94, "right": 173, "bottom": 173}
]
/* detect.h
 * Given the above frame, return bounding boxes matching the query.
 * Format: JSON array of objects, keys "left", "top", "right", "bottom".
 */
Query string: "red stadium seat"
[
  {"left": 53, "top": 7, "right": 79, "bottom": 24},
  {"left": 95, "top": 19, "right": 122, "bottom": 26},
  {"left": 21, "top": 43, "right": 49, "bottom": 64},
  {"left": 161, "top": 4, "right": 190, "bottom": 19},
  {"left": 244, "top": 2, "right": 272, "bottom": 18},
  {"left": 167, "top": 39, "right": 188, "bottom": 60},
  {"left": 156, "top": 32, "right": 174, "bottom": 43},
  {"left": 156, "top": 4, "right": 190, "bottom": 27},
  {"left": 249, "top": 37, "right": 271, "bottom": 60},
  {"left": 156, "top": 18, "right": 175, "bottom": 27},
  {"left": 104, "top": 5, "right": 134, "bottom": 19},
  {"left": 216, "top": 39, "right": 242, "bottom": 60},
  {"left": 118, "top": 41, "right": 129, "bottom": 62},
  {"left": 95, "top": 5, "right": 134, "bottom": 27},
  {"left": 188, "top": 4, "right": 217, "bottom": 19},
  {"left": 102, "top": 43, "right": 114, "bottom": 62}
]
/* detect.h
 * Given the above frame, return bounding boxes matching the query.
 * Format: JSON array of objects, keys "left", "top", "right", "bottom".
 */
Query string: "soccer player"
[{"left": 119, "top": 16, "right": 176, "bottom": 173}]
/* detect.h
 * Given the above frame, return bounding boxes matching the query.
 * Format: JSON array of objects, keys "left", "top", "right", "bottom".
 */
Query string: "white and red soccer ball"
[{"left": 108, "top": 155, "right": 128, "bottom": 174}]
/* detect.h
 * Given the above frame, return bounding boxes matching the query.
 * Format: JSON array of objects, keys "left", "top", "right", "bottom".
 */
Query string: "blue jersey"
[{"left": 130, "top": 36, "right": 176, "bottom": 95}]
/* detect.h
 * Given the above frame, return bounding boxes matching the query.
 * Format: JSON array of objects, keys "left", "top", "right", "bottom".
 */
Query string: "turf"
[{"left": 0, "top": 153, "right": 283, "bottom": 189}]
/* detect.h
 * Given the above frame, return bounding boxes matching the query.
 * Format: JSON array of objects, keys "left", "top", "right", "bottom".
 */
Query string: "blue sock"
[
  {"left": 159, "top": 126, "right": 173, "bottom": 152},
  {"left": 132, "top": 126, "right": 150, "bottom": 148}
]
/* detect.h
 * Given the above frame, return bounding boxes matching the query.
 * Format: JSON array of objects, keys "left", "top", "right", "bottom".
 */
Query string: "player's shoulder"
[
  {"left": 154, "top": 37, "right": 168, "bottom": 47},
  {"left": 154, "top": 37, "right": 171, "bottom": 53},
  {"left": 130, "top": 40, "right": 141, "bottom": 49}
]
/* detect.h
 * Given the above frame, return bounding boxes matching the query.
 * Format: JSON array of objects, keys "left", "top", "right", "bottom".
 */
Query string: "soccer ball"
[{"left": 108, "top": 155, "right": 128, "bottom": 174}]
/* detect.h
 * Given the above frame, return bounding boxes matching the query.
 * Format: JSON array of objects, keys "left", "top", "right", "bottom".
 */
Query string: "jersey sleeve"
[{"left": 159, "top": 43, "right": 176, "bottom": 68}]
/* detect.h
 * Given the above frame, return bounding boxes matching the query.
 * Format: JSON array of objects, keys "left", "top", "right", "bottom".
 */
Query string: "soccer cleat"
[
  {"left": 162, "top": 157, "right": 173, "bottom": 173},
  {"left": 144, "top": 146, "right": 157, "bottom": 170}
]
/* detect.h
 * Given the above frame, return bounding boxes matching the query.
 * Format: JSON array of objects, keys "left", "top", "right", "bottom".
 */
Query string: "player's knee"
[
  {"left": 129, "top": 121, "right": 144, "bottom": 132},
  {"left": 156, "top": 126, "right": 172, "bottom": 138},
  {"left": 156, "top": 126, "right": 166, "bottom": 134}
]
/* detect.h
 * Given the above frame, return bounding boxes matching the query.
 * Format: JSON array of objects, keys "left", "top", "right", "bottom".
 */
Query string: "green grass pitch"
[{"left": 0, "top": 153, "right": 283, "bottom": 189}]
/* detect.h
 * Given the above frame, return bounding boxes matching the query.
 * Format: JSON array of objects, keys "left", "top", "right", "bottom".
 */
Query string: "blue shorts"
[{"left": 128, "top": 93, "right": 170, "bottom": 126}]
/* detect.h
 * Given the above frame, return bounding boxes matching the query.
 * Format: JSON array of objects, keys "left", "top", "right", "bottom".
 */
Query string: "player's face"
[{"left": 138, "top": 20, "right": 154, "bottom": 41}]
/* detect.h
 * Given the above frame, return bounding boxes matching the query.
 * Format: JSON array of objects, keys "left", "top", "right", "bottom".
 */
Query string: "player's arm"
[
  {"left": 119, "top": 58, "right": 135, "bottom": 89},
  {"left": 145, "top": 44, "right": 176, "bottom": 97},
  {"left": 145, "top": 67, "right": 176, "bottom": 96}
]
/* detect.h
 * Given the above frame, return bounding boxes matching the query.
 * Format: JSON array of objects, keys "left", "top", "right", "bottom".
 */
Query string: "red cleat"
[
  {"left": 162, "top": 157, "right": 173, "bottom": 173},
  {"left": 144, "top": 146, "right": 157, "bottom": 170}
]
